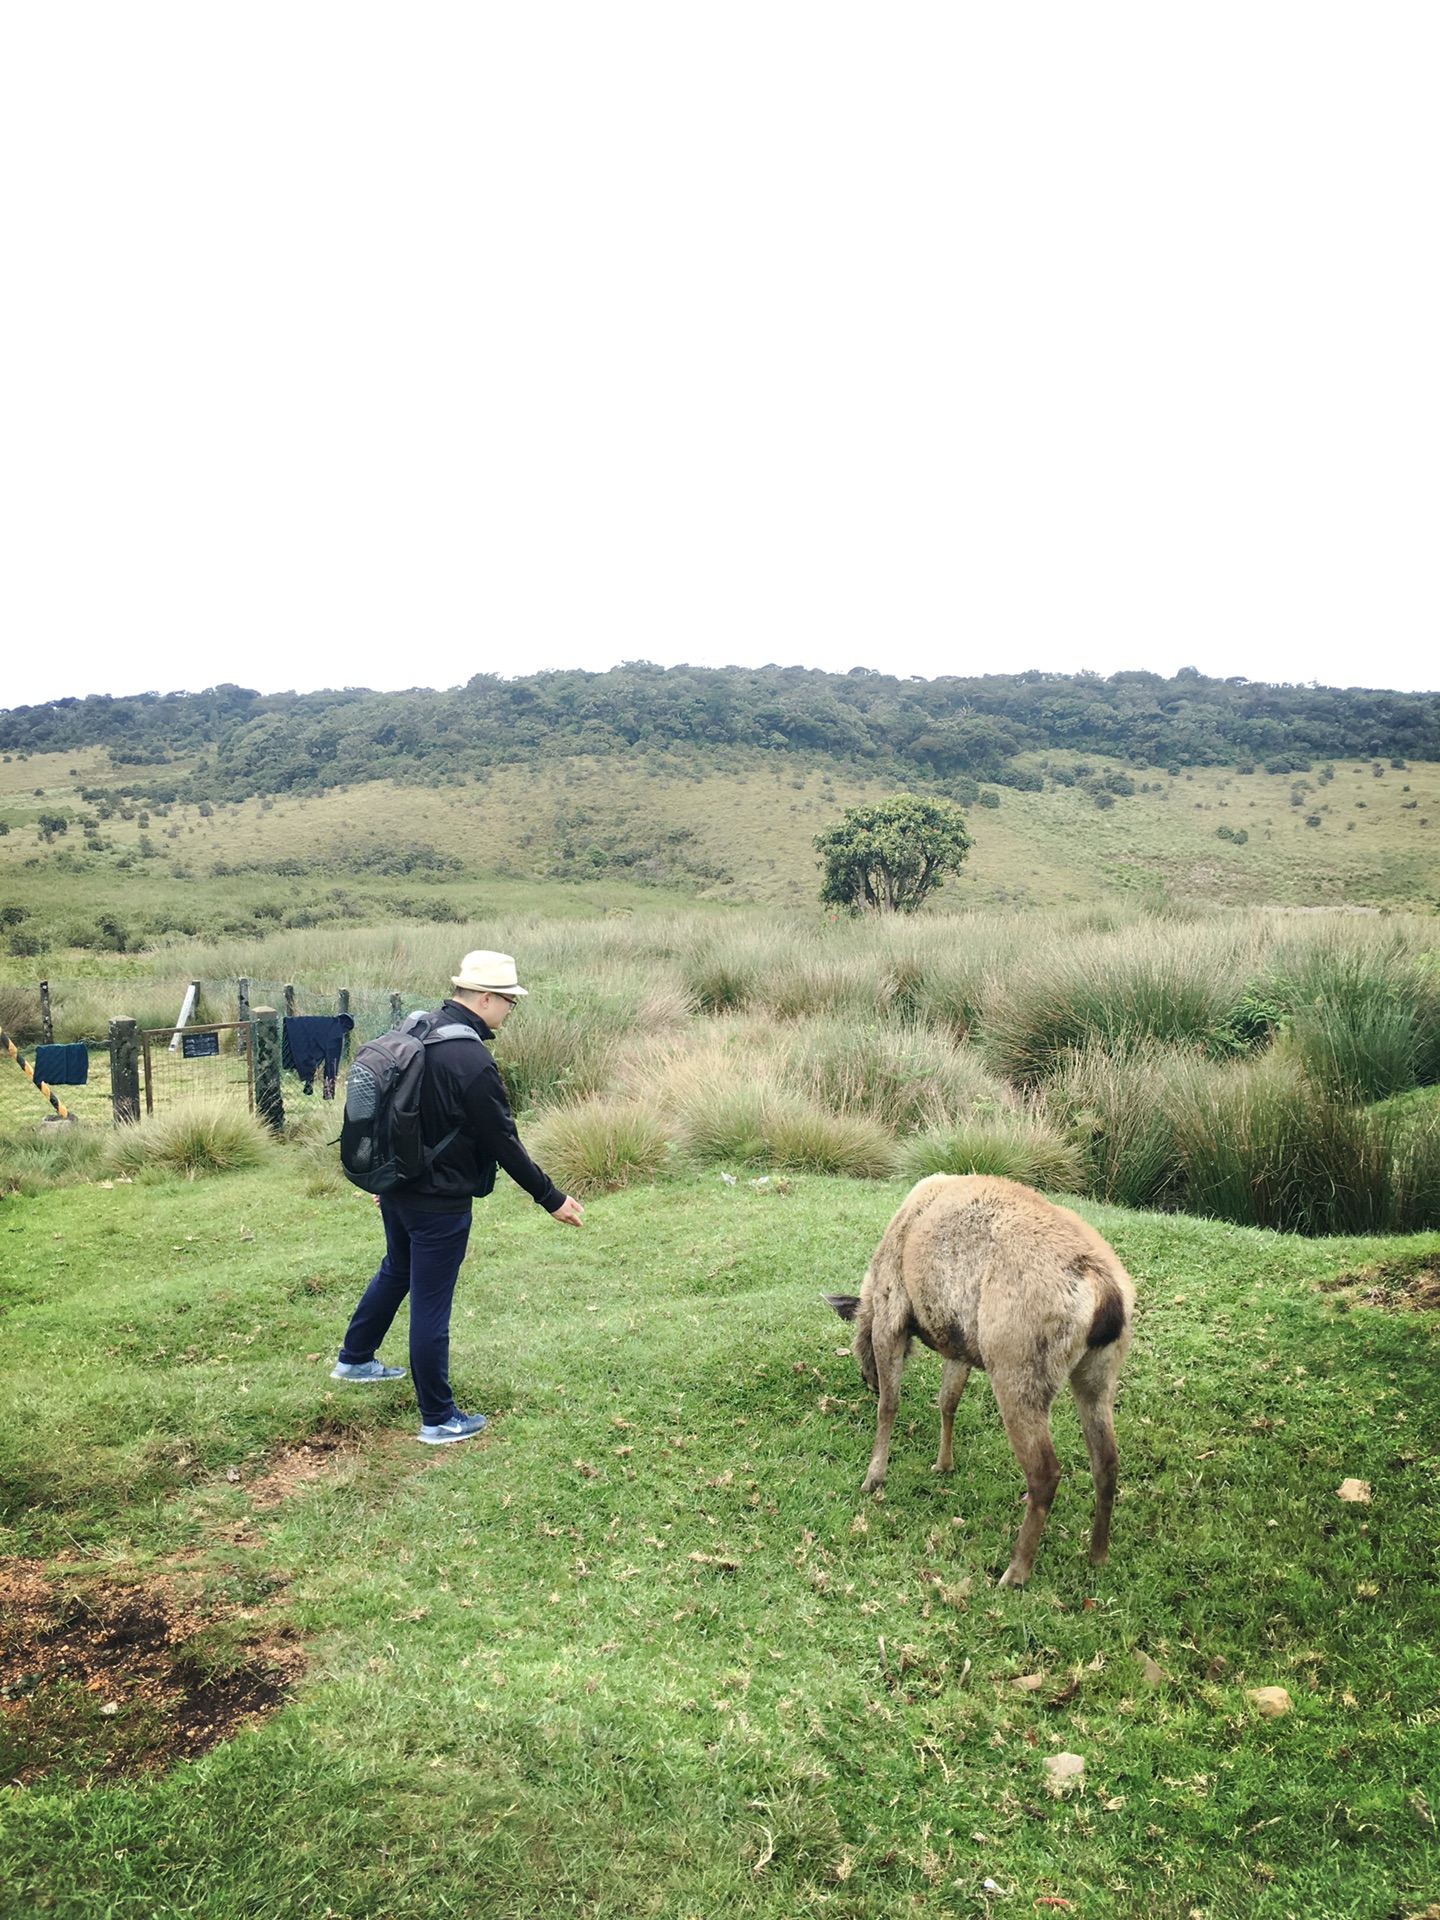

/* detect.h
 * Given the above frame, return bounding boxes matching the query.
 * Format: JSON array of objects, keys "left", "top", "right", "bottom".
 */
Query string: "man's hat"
[{"left": 451, "top": 950, "right": 529, "bottom": 996}]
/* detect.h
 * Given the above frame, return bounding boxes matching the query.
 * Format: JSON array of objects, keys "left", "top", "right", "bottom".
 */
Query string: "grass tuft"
[
  {"left": 526, "top": 1097, "right": 673, "bottom": 1195},
  {"left": 103, "top": 1100, "right": 274, "bottom": 1178},
  {"left": 900, "top": 1114, "right": 1083, "bottom": 1191}
]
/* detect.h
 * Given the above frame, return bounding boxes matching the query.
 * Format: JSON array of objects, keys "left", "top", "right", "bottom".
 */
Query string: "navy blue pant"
[{"left": 338, "top": 1199, "right": 473, "bottom": 1425}]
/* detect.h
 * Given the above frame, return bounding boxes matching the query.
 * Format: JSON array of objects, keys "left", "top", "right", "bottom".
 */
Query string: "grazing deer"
[{"left": 826, "top": 1174, "right": 1134, "bottom": 1588}]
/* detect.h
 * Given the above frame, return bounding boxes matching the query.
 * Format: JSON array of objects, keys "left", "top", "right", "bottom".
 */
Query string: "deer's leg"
[
  {"left": 860, "top": 1328, "right": 908, "bottom": 1496},
  {"left": 932, "top": 1359, "right": 971, "bottom": 1473},
  {"left": 1070, "top": 1348, "right": 1122, "bottom": 1567},
  {"left": 992, "top": 1385, "right": 1062, "bottom": 1589}
]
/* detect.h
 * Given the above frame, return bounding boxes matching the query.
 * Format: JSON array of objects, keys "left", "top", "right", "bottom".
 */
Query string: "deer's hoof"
[{"left": 997, "top": 1565, "right": 1028, "bottom": 1590}]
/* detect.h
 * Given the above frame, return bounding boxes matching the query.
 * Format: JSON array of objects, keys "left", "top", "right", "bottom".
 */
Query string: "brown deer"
[{"left": 826, "top": 1174, "right": 1135, "bottom": 1588}]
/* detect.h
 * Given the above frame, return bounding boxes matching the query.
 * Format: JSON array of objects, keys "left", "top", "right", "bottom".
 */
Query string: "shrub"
[
  {"left": 526, "top": 1097, "right": 671, "bottom": 1195},
  {"left": 901, "top": 1115, "right": 1083, "bottom": 1192},
  {"left": 104, "top": 1101, "right": 273, "bottom": 1179}
]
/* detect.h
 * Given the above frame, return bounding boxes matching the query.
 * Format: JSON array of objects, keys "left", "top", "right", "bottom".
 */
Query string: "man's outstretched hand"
[{"left": 550, "top": 1195, "right": 584, "bottom": 1226}]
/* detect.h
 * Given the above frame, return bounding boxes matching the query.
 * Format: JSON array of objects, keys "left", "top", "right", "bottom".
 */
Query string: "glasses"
[{"left": 489, "top": 992, "right": 518, "bottom": 1007}]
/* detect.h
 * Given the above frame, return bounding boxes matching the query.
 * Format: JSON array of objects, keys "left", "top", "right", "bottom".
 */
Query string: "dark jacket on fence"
[{"left": 402, "top": 999, "right": 564, "bottom": 1215}]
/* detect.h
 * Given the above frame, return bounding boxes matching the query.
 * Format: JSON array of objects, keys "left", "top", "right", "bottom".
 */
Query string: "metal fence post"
[
  {"left": 109, "top": 1018, "right": 140, "bottom": 1125},
  {"left": 237, "top": 976, "right": 250, "bottom": 1041},
  {"left": 39, "top": 980, "right": 53, "bottom": 1045},
  {"left": 389, "top": 992, "right": 403, "bottom": 1030},
  {"left": 284, "top": 984, "right": 297, "bottom": 1020},
  {"left": 251, "top": 1007, "right": 284, "bottom": 1132},
  {"left": 336, "top": 988, "right": 351, "bottom": 1060}
]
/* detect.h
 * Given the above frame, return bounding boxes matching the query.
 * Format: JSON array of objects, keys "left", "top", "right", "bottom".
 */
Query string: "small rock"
[
  {"left": 1136, "top": 1652, "right": 1167, "bottom": 1684},
  {"left": 225, "top": 1466, "right": 242, "bottom": 1484},
  {"left": 1043, "top": 1751, "right": 1085, "bottom": 1795},
  {"left": 99, "top": 1701, "right": 120, "bottom": 1716},
  {"left": 1337, "top": 1478, "right": 1371, "bottom": 1504},
  {"left": 1246, "top": 1686, "right": 1292, "bottom": 1717}
]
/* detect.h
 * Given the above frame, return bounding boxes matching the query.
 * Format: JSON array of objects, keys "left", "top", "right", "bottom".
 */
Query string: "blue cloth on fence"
[
  {"left": 32, "top": 1043, "right": 88, "bottom": 1086},
  {"left": 282, "top": 1015, "right": 354, "bottom": 1094},
  {"left": 181, "top": 1030, "right": 220, "bottom": 1059}
]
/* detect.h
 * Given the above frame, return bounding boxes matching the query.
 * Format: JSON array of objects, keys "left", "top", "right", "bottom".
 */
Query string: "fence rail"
[{"left": 2, "top": 976, "right": 415, "bottom": 1130}]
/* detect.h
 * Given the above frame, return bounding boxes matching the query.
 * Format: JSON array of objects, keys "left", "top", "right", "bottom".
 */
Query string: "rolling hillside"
[{"left": 1, "top": 738, "right": 1437, "bottom": 962}]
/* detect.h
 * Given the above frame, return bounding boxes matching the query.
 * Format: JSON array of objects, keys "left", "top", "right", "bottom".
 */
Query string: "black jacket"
[{"left": 400, "top": 1000, "right": 565, "bottom": 1214}]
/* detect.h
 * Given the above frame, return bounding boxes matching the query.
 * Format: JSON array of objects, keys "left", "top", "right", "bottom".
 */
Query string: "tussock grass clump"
[
  {"left": 492, "top": 1001, "right": 625, "bottom": 1112},
  {"left": 527, "top": 1097, "right": 672, "bottom": 1195},
  {"left": 782, "top": 1019, "right": 1009, "bottom": 1131},
  {"left": 1262, "top": 940, "right": 1440, "bottom": 1104},
  {"left": 901, "top": 1115, "right": 1083, "bottom": 1191},
  {"left": 0, "top": 1123, "right": 108, "bottom": 1196},
  {"left": 104, "top": 1101, "right": 273, "bottom": 1179},
  {"left": 1045, "top": 1043, "right": 1182, "bottom": 1209},
  {"left": 1163, "top": 1052, "right": 1440, "bottom": 1234},
  {"left": 679, "top": 1082, "right": 896, "bottom": 1177},
  {"left": 0, "top": 984, "right": 44, "bottom": 1043},
  {"left": 979, "top": 926, "right": 1252, "bottom": 1083},
  {"left": 684, "top": 948, "right": 758, "bottom": 1014}
]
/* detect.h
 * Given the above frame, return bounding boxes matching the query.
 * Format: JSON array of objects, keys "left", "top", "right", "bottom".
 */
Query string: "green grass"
[{"left": 2, "top": 1152, "right": 1439, "bottom": 1917}]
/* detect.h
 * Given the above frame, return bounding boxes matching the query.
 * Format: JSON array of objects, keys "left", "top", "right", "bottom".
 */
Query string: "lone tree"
[{"left": 814, "top": 793, "right": 972, "bottom": 914}]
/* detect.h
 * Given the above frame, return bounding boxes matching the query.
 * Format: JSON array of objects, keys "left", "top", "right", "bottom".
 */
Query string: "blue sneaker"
[
  {"left": 331, "top": 1358, "right": 406, "bottom": 1382},
  {"left": 417, "top": 1411, "right": 487, "bottom": 1446}
]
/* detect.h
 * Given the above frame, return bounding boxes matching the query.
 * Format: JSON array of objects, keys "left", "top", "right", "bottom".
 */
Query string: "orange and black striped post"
[{"left": 0, "top": 1025, "right": 73, "bottom": 1121}]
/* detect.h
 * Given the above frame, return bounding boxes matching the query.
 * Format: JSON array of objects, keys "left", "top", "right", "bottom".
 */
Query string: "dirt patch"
[
  {"left": 0, "top": 1559, "right": 301, "bottom": 1784},
  {"left": 1325, "top": 1252, "right": 1440, "bottom": 1312},
  {"left": 244, "top": 1431, "right": 360, "bottom": 1510}
]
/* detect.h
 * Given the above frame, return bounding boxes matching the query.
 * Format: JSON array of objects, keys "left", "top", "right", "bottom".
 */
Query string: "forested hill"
[{"left": 3, "top": 664, "right": 1437, "bottom": 801}]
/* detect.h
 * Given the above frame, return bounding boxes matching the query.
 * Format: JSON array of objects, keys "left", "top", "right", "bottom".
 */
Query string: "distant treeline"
[{"left": 3, "top": 664, "right": 1437, "bottom": 802}]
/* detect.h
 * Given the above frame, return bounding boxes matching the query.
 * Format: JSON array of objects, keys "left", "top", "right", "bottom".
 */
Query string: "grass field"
[
  {"left": 3, "top": 739, "right": 1440, "bottom": 1914},
  {"left": 3, "top": 746, "right": 1439, "bottom": 965},
  {"left": 1, "top": 1153, "right": 1439, "bottom": 1918}
]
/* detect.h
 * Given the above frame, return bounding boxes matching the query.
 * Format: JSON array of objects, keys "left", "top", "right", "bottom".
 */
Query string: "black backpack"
[{"left": 339, "top": 1011, "right": 483, "bottom": 1195}]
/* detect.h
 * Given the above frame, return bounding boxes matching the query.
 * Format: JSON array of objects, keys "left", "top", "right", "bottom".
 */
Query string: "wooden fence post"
[
  {"left": 39, "top": 980, "right": 53, "bottom": 1045},
  {"left": 336, "top": 988, "right": 351, "bottom": 1060},
  {"left": 237, "top": 976, "right": 250, "bottom": 1030},
  {"left": 284, "top": 984, "right": 297, "bottom": 1020},
  {"left": 251, "top": 1008, "right": 284, "bottom": 1132},
  {"left": 389, "top": 992, "right": 403, "bottom": 1030},
  {"left": 109, "top": 1018, "right": 140, "bottom": 1125}
]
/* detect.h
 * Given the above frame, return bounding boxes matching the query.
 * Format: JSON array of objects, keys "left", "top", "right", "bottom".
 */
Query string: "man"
[{"left": 331, "top": 950, "right": 583, "bottom": 1443}]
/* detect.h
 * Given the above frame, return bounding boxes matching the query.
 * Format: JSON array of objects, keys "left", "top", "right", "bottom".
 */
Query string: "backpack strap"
[{"left": 414, "top": 1017, "right": 485, "bottom": 1168}]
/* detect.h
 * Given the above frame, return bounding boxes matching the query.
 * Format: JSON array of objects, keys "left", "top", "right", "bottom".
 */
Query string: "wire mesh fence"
[
  {"left": 2, "top": 975, "right": 432, "bottom": 1126},
  {"left": 141, "top": 1022, "right": 254, "bottom": 1117}
]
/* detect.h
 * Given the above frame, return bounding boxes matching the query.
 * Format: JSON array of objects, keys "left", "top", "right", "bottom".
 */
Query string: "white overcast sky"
[{"left": 3, "top": 5, "right": 1437, "bottom": 708}]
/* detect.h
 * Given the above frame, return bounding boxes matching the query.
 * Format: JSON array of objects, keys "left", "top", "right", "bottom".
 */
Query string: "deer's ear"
[{"left": 823, "top": 1293, "right": 862, "bottom": 1321}]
